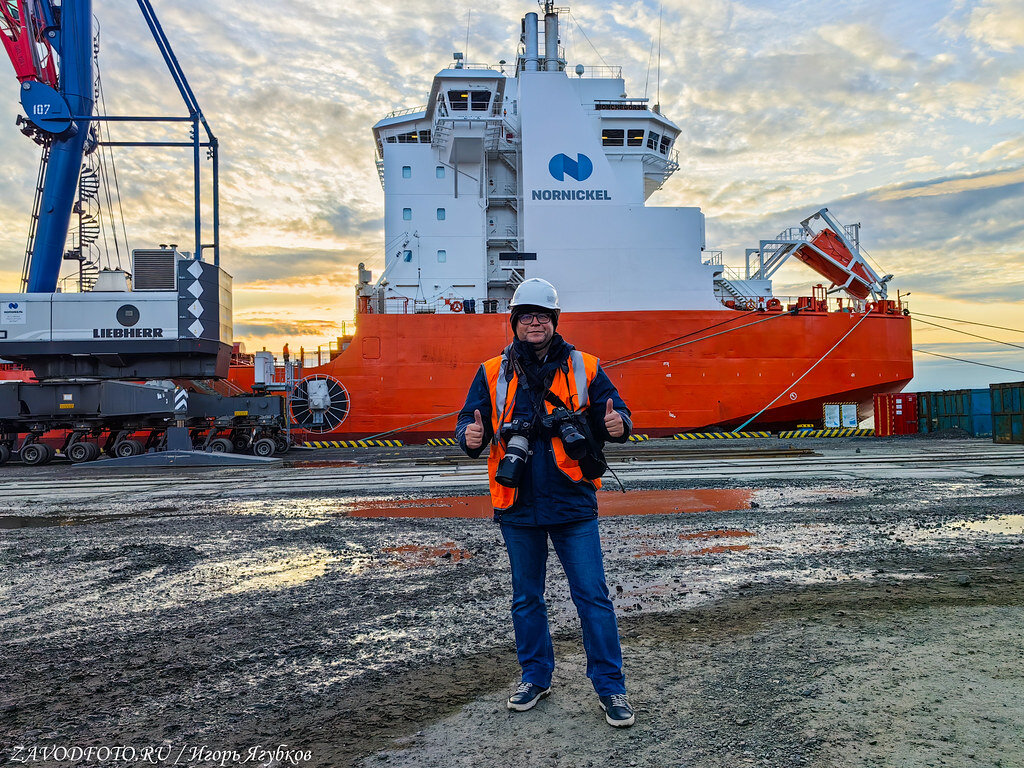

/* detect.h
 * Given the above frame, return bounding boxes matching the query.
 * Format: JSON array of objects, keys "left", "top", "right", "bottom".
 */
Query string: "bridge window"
[
  {"left": 397, "top": 131, "right": 418, "bottom": 143},
  {"left": 647, "top": 131, "right": 659, "bottom": 150},
  {"left": 403, "top": 208, "right": 412, "bottom": 221},
  {"left": 659, "top": 135, "right": 671, "bottom": 154},
  {"left": 437, "top": 249, "right": 447, "bottom": 263},
  {"left": 471, "top": 91, "right": 491, "bottom": 111},
  {"left": 418, "top": 130, "right": 431, "bottom": 143},
  {"left": 627, "top": 129, "right": 644, "bottom": 147},
  {"left": 402, "top": 165, "right": 412, "bottom": 178},
  {"left": 448, "top": 90, "right": 469, "bottom": 111},
  {"left": 602, "top": 129, "right": 624, "bottom": 147}
]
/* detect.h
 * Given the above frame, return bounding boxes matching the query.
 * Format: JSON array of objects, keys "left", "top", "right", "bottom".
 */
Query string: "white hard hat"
[{"left": 509, "top": 278, "right": 559, "bottom": 311}]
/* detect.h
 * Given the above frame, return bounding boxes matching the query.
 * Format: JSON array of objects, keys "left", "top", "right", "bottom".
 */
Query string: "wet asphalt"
[{"left": 0, "top": 436, "right": 1021, "bottom": 767}]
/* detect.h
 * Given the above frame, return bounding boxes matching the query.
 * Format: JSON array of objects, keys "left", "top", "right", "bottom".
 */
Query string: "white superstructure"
[{"left": 362, "top": 5, "right": 733, "bottom": 314}]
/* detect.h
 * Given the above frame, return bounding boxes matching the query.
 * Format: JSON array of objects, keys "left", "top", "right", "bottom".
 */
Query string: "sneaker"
[
  {"left": 507, "top": 682, "right": 551, "bottom": 711},
  {"left": 599, "top": 693, "right": 635, "bottom": 727}
]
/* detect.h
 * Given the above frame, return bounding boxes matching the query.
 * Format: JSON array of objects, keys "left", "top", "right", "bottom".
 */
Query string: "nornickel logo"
[{"left": 548, "top": 153, "right": 593, "bottom": 182}]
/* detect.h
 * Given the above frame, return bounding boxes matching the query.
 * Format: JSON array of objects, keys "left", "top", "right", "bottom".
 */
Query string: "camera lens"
[
  {"left": 559, "top": 423, "right": 588, "bottom": 461},
  {"left": 495, "top": 434, "right": 530, "bottom": 487}
]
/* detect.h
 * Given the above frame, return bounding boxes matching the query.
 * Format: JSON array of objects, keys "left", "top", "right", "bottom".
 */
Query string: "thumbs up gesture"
[
  {"left": 465, "top": 409, "right": 485, "bottom": 450},
  {"left": 604, "top": 398, "right": 624, "bottom": 438}
]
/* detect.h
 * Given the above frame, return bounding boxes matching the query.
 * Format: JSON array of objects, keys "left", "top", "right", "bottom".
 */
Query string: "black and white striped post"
[{"left": 167, "top": 387, "right": 192, "bottom": 451}]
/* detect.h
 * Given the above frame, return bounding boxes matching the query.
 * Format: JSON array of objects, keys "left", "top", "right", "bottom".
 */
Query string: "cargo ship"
[{"left": 239, "top": 6, "right": 909, "bottom": 439}]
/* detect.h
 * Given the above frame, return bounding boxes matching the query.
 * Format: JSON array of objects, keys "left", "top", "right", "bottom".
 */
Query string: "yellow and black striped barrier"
[
  {"left": 303, "top": 439, "right": 404, "bottom": 448},
  {"left": 673, "top": 431, "right": 771, "bottom": 439},
  {"left": 778, "top": 428, "right": 874, "bottom": 439},
  {"left": 627, "top": 434, "right": 650, "bottom": 442},
  {"left": 426, "top": 437, "right": 459, "bottom": 446}
]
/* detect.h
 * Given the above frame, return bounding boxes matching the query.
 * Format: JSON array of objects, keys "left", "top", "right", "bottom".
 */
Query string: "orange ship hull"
[{"left": 232, "top": 308, "right": 913, "bottom": 441}]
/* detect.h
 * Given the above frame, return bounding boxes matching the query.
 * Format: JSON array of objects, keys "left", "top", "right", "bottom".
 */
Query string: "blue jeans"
[{"left": 500, "top": 518, "right": 626, "bottom": 696}]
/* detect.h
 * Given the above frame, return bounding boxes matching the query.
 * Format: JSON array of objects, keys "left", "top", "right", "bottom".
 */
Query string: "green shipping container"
[
  {"left": 991, "top": 382, "right": 1024, "bottom": 444},
  {"left": 916, "top": 389, "right": 992, "bottom": 437}
]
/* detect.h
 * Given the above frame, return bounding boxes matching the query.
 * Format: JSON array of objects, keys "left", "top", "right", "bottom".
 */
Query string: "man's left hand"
[{"left": 604, "top": 398, "right": 624, "bottom": 438}]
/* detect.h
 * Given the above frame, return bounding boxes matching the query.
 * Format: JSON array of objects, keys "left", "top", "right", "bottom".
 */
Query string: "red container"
[{"left": 874, "top": 393, "right": 919, "bottom": 436}]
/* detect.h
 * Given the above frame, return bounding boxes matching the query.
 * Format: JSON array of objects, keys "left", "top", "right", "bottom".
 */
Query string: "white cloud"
[{"left": 966, "top": 0, "right": 1024, "bottom": 52}]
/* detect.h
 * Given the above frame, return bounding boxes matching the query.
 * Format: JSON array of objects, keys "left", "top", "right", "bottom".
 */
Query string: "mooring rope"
[{"left": 734, "top": 309, "right": 876, "bottom": 432}]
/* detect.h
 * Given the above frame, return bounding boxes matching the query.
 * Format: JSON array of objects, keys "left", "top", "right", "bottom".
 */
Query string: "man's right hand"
[{"left": 465, "top": 409, "right": 485, "bottom": 450}]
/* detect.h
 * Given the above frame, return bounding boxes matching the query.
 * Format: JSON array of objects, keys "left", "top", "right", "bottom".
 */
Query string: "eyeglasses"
[{"left": 518, "top": 312, "right": 553, "bottom": 325}]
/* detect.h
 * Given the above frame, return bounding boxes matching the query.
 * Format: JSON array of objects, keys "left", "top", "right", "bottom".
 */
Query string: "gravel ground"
[{"left": 0, "top": 439, "right": 1021, "bottom": 767}]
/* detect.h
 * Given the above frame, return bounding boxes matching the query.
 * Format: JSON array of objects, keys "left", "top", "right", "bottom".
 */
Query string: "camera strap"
[{"left": 509, "top": 349, "right": 552, "bottom": 428}]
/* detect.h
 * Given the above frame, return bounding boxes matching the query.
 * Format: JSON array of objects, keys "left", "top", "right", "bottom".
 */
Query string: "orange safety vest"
[{"left": 481, "top": 346, "right": 601, "bottom": 511}]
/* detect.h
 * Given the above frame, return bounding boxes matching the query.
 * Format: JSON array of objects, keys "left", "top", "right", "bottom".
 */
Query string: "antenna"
[
  {"left": 643, "top": 38, "right": 654, "bottom": 98},
  {"left": 656, "top": 4, "right": 662, "bottom": 113}
]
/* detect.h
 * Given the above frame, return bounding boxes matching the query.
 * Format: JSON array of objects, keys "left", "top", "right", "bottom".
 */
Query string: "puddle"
[
  {"left": 954, "top": 514, "right": 1024, "bottom": 536},
  {"left": 635, "top": 544, "right": 752, "bottom": 557},
  {"left": 380, "top": 543, "right": 473, "bottom": 568},
  {"left": 894, "top": 513, "right": 1024, "bottom": 546},
  {"left": 211, "top": 548, "right": 340, "bottom": 594},
  {"left": 348, "top": 498, "right": 490, "bottom": 518},
  {"left": 343, "top": 489, "right": 753, "bottom": 519},
  {"left": 692, "top": 544, "right": 751, "bottom": 555}
]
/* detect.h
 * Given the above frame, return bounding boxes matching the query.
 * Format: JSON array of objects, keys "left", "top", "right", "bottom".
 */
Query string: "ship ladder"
[{"left": 20, "top": 144, "right": 51, "bottom": 291}]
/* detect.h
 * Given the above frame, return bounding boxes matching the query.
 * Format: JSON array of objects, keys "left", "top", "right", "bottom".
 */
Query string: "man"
[{"left": 455, "top": 278, "right": 636, "bottom": 728}]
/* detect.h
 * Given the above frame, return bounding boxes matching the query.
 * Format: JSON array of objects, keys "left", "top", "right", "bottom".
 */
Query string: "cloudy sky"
[{"left": 1, "top": 0, "right": 1022, "bottom": 390}]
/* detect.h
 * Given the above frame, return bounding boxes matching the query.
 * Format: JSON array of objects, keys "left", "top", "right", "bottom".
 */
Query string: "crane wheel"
[
  {"left": 113, "top": 440, "right": 143, "bottom": 458},
  {"left": 253, "top": 438, "right": 276, "bottom": 457},
  {"left": 208, "top": 438, "right": 233, "bottom": 453},
  {"left": 0, "top": 445, "right": 10, "bottom": 465},
  {"left": 67, "top": 442, "right": 93, "bottom": 463},
  {"left": 21, "top": 443, "right": 52, "bottom": 466}
]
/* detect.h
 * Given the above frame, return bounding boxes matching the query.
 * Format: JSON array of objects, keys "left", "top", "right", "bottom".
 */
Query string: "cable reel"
[{"left": 291, "top": 374, "right": 350, "bottom": 433}]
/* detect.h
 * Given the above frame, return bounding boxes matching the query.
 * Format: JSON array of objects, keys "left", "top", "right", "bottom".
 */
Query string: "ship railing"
[
  {"left": 722, "top": 266, "right": 746, "bottom": 281},
  {"left": 755, "top": 295, "right": 872, "bottom": 313},
  {"left": 434, "top": 96, "right": 511, "bottom": 119},
  {"left": 382, "top": 104, "right": 428, "bottom": 120},
  {"left": 774, "top": 226, "right": 809, "bottom": 242},
  {"left": 703, "top": 250, "right": 723, "bottom": 266},
  {"left": 574, "top": 65, "right": 623, "bottom": 79},
  {"left": 445, "top": 62, "right": 502, "bottom": 71},
  {"left": 360, "top": 296, "right": 513, "bottom": 315}
]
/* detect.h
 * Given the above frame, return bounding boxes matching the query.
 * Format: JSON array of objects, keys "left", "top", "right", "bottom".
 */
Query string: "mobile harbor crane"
[{"left": 0, "top": 0, "right": 290, "bottom": 465}]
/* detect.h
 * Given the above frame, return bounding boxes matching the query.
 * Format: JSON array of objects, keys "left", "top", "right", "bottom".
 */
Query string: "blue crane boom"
[{"left": 24, "top": 0, "right": 94, "bottom": 292}]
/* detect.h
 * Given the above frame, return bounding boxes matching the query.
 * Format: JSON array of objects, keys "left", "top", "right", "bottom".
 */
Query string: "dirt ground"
[{"left": 0, "top": 441, "right": 1022, "bottom": 767}]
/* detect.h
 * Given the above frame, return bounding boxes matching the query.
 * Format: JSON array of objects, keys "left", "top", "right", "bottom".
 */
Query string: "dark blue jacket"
[{"left": 455, "top": 334, "right": 631, "bottom": 526}]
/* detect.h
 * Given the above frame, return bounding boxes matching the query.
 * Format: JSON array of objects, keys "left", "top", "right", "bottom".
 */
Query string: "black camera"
[
  {"left": 495, "top": 419, "right": 532, "bottom": 488},
  {"left": 542, "top": 407, "right": 588, "bottom": 461}
]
